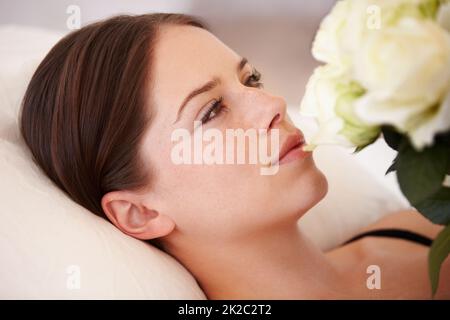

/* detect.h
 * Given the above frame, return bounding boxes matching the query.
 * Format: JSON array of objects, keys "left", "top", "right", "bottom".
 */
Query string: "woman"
[{"left": 20, "top": 13, "right": 449, "bottom": 299}]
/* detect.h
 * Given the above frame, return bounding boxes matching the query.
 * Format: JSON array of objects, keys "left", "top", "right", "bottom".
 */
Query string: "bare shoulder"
[
  {"left": 326, "top": 210, "right": 450, "bottom": 299},
  {"left": 361, "top": 209, "right": 443, "bottom": 239}
]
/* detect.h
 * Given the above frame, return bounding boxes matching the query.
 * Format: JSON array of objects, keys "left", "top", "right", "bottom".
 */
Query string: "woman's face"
[{"left": 138, "top": 25, "right": 327, "bottom": 243}]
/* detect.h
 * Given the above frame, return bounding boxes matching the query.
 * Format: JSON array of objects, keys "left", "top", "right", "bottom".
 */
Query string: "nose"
[{"left": 235, "top": 88, "right": 287, "bottom": 131}]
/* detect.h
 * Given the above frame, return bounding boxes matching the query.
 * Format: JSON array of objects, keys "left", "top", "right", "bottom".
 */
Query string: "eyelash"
[
  {"left": 199, "top": 69, "right": 264, "bottom": 125},
  {"left": 200, "top": 96, "right": 226, "bottom": 125}
]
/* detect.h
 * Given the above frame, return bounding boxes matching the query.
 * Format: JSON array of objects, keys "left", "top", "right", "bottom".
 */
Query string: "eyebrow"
[{"left": 173, "top": 57, "right": 249, "bottom": 124}]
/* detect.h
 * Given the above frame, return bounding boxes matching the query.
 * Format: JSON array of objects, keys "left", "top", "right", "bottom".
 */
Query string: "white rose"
[
  {"left": 305, "top": 0, "right": 450, "bottom": 150},
  {"left": 312, "top": 0, "right": 431, "bottom": 69},
  {"left": 311, "top": 0, "right": 354, "bottom": 68},
  {"left": 300, "top": 65, "right": 380, "bottom": 150},
  {"left": 353, "top": 17, "right": 450, "bottom": 149}
]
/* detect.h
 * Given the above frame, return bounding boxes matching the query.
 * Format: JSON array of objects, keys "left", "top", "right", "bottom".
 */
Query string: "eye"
[
  {"left": 199, "top": 97, "right": 226, "bottom": 125},
  {"left": 245, "top": 68, "right": 264, "bottom": 88}
]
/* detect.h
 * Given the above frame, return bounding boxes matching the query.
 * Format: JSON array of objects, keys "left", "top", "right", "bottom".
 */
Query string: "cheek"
[{"left": 156, "top": 162, "right": 268, "bottom": 239}]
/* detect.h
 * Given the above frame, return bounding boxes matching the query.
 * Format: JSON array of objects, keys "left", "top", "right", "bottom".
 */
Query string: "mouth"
[{"left": 275, "top": 129, "right": 311, "bottom": 166}]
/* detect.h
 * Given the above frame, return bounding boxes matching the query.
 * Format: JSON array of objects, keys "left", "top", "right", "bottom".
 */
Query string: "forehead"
[{"left": 150, "top": 25, "right": 240, "bottom": 115}]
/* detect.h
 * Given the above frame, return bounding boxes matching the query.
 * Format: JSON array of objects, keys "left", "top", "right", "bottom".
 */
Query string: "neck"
[{"left": 163, "top": 221, "right": 352, "bottom": 299}]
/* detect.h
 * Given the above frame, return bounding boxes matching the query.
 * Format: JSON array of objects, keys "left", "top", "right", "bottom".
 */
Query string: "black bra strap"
[{"left": 344, "top": 228, "right": 433, "bottom": 247}]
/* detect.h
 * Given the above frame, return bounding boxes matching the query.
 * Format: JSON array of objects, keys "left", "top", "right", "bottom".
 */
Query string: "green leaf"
[
  {"left": 385, "top": 154, "right": 399, "bottom": 175},
  {"left": 415, "top": 187, "right": 450, "bottom": 225},
  {"left": 429, "top": 224, "right": 450, "bottom": 297},
  {"left": 385, "top": 160, "right": 397, "bottom": 175},
  {"left": 397, "top": 142, "right": 450, "bottom": 205},
  {"left": 435, "top": 130, "right": 450, "bottom": 147},
  {"left": 381, "top": 126, "right": 403, "bottom": 151}
]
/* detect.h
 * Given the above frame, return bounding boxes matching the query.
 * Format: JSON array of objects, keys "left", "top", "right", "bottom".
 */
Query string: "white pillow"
[
  {"left": 0, "top": 140, "right": 206, "bottom": 299},
  {"left": 0, "top": 25, "right": 408, "bottom": 299},
  {"left": 0, "top": 25, "right": 206, "bottom": 299}
]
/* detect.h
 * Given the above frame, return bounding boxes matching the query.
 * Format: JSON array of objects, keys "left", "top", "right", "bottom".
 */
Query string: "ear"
[{"left": 101, "top": 191, "right": 175, "bottom": 240}]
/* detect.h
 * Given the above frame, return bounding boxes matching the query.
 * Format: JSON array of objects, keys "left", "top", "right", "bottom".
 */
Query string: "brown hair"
[{"left": 20, "top": 14, "right": 207, "bottom": 221}]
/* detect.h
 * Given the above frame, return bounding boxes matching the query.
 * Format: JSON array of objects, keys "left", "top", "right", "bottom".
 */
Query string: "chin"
[
  {"left": 314, "top": 168, "right": 328, "bottom": 203},
  {"left": 256, "top": 157, "right": 329, "bottom": 227},
  {"left": 291, "top": 165, "right": 328, "bottom": 220}
]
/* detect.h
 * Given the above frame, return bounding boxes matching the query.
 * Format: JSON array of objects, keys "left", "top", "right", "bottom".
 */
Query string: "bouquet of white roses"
[{"left": 300, "top": 0, "right": 450, "bottom": 295}]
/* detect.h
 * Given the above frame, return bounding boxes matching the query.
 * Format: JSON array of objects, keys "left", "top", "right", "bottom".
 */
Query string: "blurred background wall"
[{"left": 0, "top": 0, "right": 336, "bottom": 106}]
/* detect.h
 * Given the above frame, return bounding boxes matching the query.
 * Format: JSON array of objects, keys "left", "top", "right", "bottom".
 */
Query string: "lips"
[{"left": 275, "top": 129, "right": 309, "bottom": 165}]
